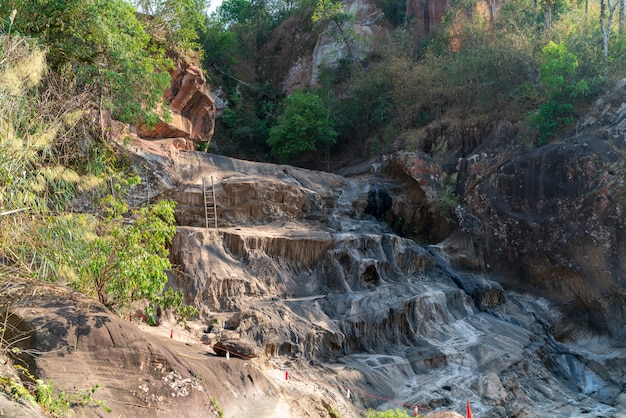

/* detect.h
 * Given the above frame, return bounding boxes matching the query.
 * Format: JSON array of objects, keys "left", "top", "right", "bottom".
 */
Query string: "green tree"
[
  {"left": 75, "top": 199, "right": 177, "bottom": 312},
  {"left": 132, "top": 0, "right": 209, "bottom": 49},
  {"left": 267, "top": 90, "right": 337, "bottom": 162},
  {"left": 1, "top": 0, "right": 172, "bottom": 126},
  {"left": 199, "top": 16, "right": 238, "bottom": 71},
  {"left": 527, "top": 41, "right": 589, "bottom": 144},
  {"left": 312, "top": 0, "right": 355, "bottom": 61}
]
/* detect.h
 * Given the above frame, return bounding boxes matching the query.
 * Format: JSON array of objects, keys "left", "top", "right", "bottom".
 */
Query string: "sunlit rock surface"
[
  {"left": 137, "top": 58, "right": 215, "bottom": 145},
  {"left": 125, "top": 136, "right": 626, "bottom": 417}
]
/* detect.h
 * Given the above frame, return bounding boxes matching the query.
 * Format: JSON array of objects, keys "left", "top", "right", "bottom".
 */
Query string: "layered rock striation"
[
  {"left": 456, "top": 80, "right": 626, "bottom": 340},
  {"left": 125, "top": 136, "right": 626, "bottom": 417},
  {"left": 137, "top": 58, "right": 215, "bottom": 146}
]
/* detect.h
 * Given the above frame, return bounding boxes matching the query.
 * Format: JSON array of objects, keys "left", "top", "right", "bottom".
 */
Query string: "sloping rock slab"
[
  {"left": 0, "top": 280, "right": 211, "bottom": 418},
  {"left": 0, "top": 393, "right": 47, "bottom": 418}
]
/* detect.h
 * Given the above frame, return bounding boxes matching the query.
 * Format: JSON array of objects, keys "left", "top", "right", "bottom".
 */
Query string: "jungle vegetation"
[{"left": 1, "top": 0, "right": 625, "bottom": 411}]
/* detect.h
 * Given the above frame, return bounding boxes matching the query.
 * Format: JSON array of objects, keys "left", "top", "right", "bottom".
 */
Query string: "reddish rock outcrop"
[
  {"left": 138, "top": 59, "right": 215, "bottom": 144},
  {"left": 406, "top": 0, "right": 452, "bottom": 35}
]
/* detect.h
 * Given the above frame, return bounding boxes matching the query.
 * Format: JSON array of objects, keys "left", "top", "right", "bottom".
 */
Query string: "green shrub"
[
  {"left": 525, "top": 41, "right": 589, "bottom": 144},
  {"left": 74, "top": 199, "right": 177, "bottom": 312},
  {"left": 366, "top": 408, "right": 414, "bottom": 417},
  {"left": 267, "top": 90, "right": 337, "bottom": 162}
]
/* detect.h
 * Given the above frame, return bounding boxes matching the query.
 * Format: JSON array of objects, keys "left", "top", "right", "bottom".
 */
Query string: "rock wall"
[
  {"left": 281, "top": 0, "right": 388, "bottom": 92},
  {"left": 406, "top": 0, "right": 452, "bottom": 35},
  {"left": 125, "top": 136, "right": 626, "bottom": 416},
  {"left": 458, "top": 80, "right": 626, "bottom": 339}
]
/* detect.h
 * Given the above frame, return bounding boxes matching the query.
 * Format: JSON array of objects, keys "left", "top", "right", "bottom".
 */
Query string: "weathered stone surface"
[
  {"left": 112, "top": 130, "right": 626, "bottom": 417},
  {"left": 448, "top": 79, "right": 626, "bottom": 341},
  {"left": 0, "top": 280, "right": 314, "bottom": 418},
  {"left": 138, "top": 59, "right": 215, "bottom": 144},
  {"left": 406, "top": 0, "right": 452, "bottom": 35},
  {"left": 367, "top": 150, "right": 456, "bottom": 242},
  {"left": 0, "top": 393, "right": 46, "bottom": 418},
  {"left": 282, "top": 0, "right": 388, "bottom": 91},
  {"left": 0, "top": 281, "right": 215, "bottom": 418},
  {"left": 213, "top": 332, "right": 259, "bottom": 358},
  {"left": 463, "top": 136, "right": 626, "bottom": 336}
]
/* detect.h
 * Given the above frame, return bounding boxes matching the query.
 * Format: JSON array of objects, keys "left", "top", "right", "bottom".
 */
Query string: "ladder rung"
[{"left": 203, "top": 175, "right": 218, "bottom": 229}]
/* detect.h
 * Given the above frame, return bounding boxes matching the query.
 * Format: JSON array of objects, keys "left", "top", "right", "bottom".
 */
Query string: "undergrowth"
[{"left": 0, "top": 22, "right": 195, "bottom": 417}]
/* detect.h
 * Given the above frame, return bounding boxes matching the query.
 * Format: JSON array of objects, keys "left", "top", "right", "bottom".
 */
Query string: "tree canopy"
[
  {"left": 267, "top": 90, "right": 337, "bottom": 162},
  {"left": 1, "top": 0, "right": 177, "bottom": 125}
]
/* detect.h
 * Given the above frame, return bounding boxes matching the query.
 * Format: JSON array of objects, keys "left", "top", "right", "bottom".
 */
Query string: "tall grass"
[{"left": 0, "top": 34, "right": 96, "bottom": 283}]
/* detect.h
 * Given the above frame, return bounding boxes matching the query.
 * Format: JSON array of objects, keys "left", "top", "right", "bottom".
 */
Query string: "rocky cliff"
[
  {"left": 451, "top": 80, "right": 626, "bottom": 342},
  {"left": 5, "top": 115, "right": 626, "bottom": 416},
  {"left": 278, "top": 0, "right": 458, "bottom": 92},
  {"left": 5, "top": 75, "right": 626, "bottom": 416},
  {"left": 118, "top": 131, "right": 626, "bottom": 417}
]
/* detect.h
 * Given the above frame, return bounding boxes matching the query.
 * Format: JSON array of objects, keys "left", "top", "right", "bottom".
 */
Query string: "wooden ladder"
[{"left": 203, "top": 176, "right": 218, "bottom": 229}]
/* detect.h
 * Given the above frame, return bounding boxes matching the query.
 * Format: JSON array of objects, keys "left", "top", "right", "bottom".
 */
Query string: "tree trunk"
[
  {"left": 601, "top": 0, "right": 618, "bottom": 71},
  {"left": 486, "top": 0, "right": 497, "bottom": 38},
  {"left": 423, "top": 0, "right": 430, "bottom": 34},
  {"left": 545, "top": 0, "right": 552, "bottom": 32},
  {"left": 619, "top": 0, "right": 626, "bottom": 36}
]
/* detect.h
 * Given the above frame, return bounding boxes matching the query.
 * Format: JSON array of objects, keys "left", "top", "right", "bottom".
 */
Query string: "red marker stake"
[
  {"left": 285, "top": 371, "right": 289, "bottom": 380},
  {"left": 170, "top": 329, "right": 173, "bottom": 339}
]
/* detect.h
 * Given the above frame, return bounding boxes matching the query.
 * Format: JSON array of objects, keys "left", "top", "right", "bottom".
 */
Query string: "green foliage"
[
  {"left": 217, "top": 84, "right": 280, "bottom": 158},
  {"left": 133, "top": 0, "right": 209, "bottom": 49},
  {"left": 2, "top": 0, "right": 173, "bottom": 126},
  {"left": 311, "top": 0, "right": 347, "bottom": 25},
  {"left": 267, "top": 90, "right": 337, "bottom": 162},
  {"left": 366, "top": 408, "right": 414, "bottom": 417},
  {"left": 74, "top": 199, "right": 177, "bottom": 312},
  {"left": 146, "top": 288, "right": 199, "bottom": 325},
  {"left": 219, "top": 0, "right": 255, "bottom": 25},
  {"left": 326, "top": 404, "right": 344, "bottom": 418},
  {"left": 539, "top": 41, "right": 586, "bottom": 97},
  {"left": 199, "top": 17, "right": 239, "bottom": 71},
  {"left": 312, "top": 0, "right": 356, "bottom": 63},
  {"left": 526, "top": 41, "right": 589, "bottom": 144},
  {"left": 527, "top": 100, "right": 576, "bottom": 145},
  {"left": 378, "top": 0, "right": 406, "bottom": 27},
  {"left": 0, "top": 367, "right": 110, "bottom": 417},
  {"left": 210, "top": 396, "right": 226, "bottom": 418}
]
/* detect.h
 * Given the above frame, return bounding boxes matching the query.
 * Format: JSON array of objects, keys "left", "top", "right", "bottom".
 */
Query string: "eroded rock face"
[
  {"left": 126, "top": 137, "right": 626, "bottom": 417},
  {"left": 0, "top": 279, "right": 304, "bottom": 418},
  {"left": 406, "top": 0, "right": 452, "bottom": 35},
  {"left": 138, "top": 59, "right": 215, "bottom": 144},
  {"left": 282, "top": 0, "right": 388, "bottom": 91},
  {"left": 462, "top": 123, "right": 626, "bottom": 338},
  {"left": 0, "top": 281, "right": 211, "bottom": 417}
]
